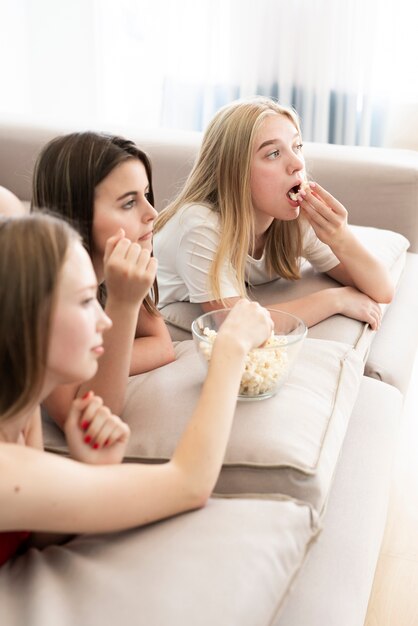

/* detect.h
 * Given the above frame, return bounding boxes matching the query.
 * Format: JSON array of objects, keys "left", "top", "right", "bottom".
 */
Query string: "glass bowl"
[{"left": 191, "top": 308, "right": 307, "bottom": 401}]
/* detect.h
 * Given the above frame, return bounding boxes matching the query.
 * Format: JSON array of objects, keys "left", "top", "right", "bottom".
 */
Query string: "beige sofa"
[{"left": 1, "top": 123, "right": 418, "bottom": 626}]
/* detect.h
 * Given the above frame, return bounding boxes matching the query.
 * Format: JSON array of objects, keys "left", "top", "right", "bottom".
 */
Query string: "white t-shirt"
[{"left": 154, "top": 203, "right": 339, "bottom": 307}]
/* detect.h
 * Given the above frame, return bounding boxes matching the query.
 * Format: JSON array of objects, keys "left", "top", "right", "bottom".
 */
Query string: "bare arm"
[
  {"left": 299, "top": 182, "right": 394, "bottom": 303},
  {"left": 129, "top": 306, "right": 175, "bottom": 376},
  {"left": 201, "top": 287, "right": 382, "bottom": 330},
  {"left": 41, "top": 295, "right": 140, "bottom": 428},
  {"left": 43, "top": 233, "right": 158, "bottom": 427},
  {"left": 0, "top": 301, "right": 272, "bottom": 534}
]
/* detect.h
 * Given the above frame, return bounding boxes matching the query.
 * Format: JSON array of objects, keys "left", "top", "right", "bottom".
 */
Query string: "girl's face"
[
  {"left": 46, "top": 241, "right": 112, "bottom": 389},
  {"left": 250, "top": 113, "right": 305, "bottom": 235},
  {"left": 92, "top": 159, "right": 158, "bottom": 272}
]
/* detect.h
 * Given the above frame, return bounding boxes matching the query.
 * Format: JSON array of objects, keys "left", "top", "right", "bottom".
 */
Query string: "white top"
[{"left": 154, "top": 203, "right": 339, "bottom": 307}]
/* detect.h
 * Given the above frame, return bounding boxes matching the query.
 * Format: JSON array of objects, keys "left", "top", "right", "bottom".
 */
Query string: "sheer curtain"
[{"left": 1, "top": 0, "right": 417, "bottom": 146}]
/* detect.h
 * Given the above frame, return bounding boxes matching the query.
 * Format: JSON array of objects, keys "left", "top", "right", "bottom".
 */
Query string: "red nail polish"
[
  {"left": 104, "top": 439, "right": 109, "bottom": 447},
  {"left": 92, "top": 443, "right": 99, "bottom": 450},
  {"left": 84, "top": 435, "right": 92, "bottom": 444},
  {"left": 81, "top": 421, "right": 89, "bottom": 431},
  {"left": 82, "top": 391, "right": 92, "bottom": 400}
]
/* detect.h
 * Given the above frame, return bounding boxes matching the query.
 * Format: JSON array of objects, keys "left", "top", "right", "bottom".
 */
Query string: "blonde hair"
[
  {"left": 155, "top": 96, "right": 304, "bottom": 302},
  {"left": 0, "top": 214, "right": 79, "bottom": 421}
]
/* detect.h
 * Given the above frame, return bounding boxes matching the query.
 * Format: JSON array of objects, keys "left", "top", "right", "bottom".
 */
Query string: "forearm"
[
  {"left": 0, "top": 445, "right": 199, "bottom": 533},
  {"left": 203, "top": 292, "right": 340, "bottom": 329},
  {"left": 270, "top": 289, "right": 341, "bottom": 328},
  {"left": 330, "top": 230, "right": 394, "bottom": 303},
  {"left": 170, "top": 336, "right": 245, "bottom": 499},
  {"left": 78, "top": 298, "right": 139, "bottom": 414}
]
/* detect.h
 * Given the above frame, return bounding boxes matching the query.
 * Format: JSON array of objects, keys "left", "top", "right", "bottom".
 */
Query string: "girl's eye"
[
  {"left": 267, "top": 149, "right": 280, "bottom": 160},
  {"left": 295, "top": 143, "right": 304, "bottom": 152},
  {"left": 122, "top": 198, "right": 136, "bottom": 210},
  {"left": 145, "top": 192, "right": 152, "bottom": 202},
  {"left": 82, "top": 297, "right": 95, "bottom": 307}
]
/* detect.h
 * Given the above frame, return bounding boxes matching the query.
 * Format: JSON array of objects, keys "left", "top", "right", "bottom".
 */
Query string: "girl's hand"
[
  {"left": 217, "top": 299, "right": 274, "bottom": 353},
  {"left": 336, "top": 286, "right": 383, "bottom": 330},
  {"left": 64, "top": 392, "right": 130, "bottom": 465},
  {"left": 298, "top": 182, "right": 349, "bottom": 249},
  {"left": 103, "top": 228, "right": 158, "bottom": 306}
]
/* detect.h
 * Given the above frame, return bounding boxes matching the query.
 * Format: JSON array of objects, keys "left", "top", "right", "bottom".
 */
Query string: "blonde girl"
[
  {"left": 32, "top": 132, "right": 176, "bottom": 426},
  {"left": 0, "top": 213, "right": 273, "bottom": 566},
  {"left": 154, "top": 97, "right": 393, "bottom": 328}
]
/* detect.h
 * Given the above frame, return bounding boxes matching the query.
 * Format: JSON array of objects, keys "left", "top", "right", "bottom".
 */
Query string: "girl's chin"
[{"left": 280, "top": 206, "right": 300, "bottom": 220}]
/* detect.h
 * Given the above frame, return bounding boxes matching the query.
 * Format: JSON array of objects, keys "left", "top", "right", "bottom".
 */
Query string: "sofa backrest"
[{"left": 1, "top": 123, "right": 418, "bottom": 251}]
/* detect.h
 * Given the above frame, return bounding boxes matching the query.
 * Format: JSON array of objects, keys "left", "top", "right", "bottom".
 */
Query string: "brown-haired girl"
[{"left": 32, "top": 132, "right": 175, "bottom": 426}]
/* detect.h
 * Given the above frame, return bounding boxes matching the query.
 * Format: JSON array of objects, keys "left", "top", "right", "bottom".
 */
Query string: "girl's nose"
[
  {"left": 287, "top": 152, "right": 304, "bottom": 175},
  {"left": 96, "top": 304, "right": 112, "bottom": 332},
  {"left": 146, "top": 202, "right": 158, "bottom": 221}
]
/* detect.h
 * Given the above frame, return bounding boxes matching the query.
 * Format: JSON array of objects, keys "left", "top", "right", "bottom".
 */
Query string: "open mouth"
[
  {"left": 287, "top": 185, "right": 301, "bottom": 202},
  {"left": 287, "top": 180, "right": 309, "bottom": 202}
]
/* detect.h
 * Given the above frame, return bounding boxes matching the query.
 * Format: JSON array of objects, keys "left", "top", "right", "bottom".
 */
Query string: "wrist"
[
  {"left": 329, "top": 228, "right": 355, "bottom": 257},
  {"left": 105, "top": 293, "right": 143, "bottom": 314},
  {"left": 212, "top": 330, "right": 248, "bottom": 361},
  {"left": 327, "top": 286, "right": 347, "bottom": 315}
]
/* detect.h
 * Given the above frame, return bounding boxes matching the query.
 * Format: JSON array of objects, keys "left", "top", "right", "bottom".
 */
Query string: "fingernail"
[
  {"left": 104, "top": 439, "right": 109, "bottom": 447},
  {"left": 92, "top": 443, "right": 100, "bottom": 450},
  {"left": 81, "top": 391, "right": 92, "bottom": 400},
  {"left": 81, "top": 420, "right": 89, "bottom": 431},
  {"left": 84, "top": 435, "right": 92, "bottom": 444},
  {"left": 309, "top": 181, "right": 316, "bottom": 188}
]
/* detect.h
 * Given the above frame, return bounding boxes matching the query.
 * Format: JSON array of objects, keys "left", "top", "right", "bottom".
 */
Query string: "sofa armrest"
[{"left": 304, "top": 142, "right": 418, "bottom": 252}]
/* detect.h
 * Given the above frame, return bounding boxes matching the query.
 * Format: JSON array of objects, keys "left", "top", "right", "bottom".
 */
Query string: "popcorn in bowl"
[
  {"left": 199, "top": 328, "right": 289, "bottom": 397},
  {"left": 192, "top": 308, "right": 307, "bottom": 401}
]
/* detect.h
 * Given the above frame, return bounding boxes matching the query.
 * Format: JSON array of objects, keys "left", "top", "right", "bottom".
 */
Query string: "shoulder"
[{"left": 177, "top": 203, "right": 220, "bottom": 229}]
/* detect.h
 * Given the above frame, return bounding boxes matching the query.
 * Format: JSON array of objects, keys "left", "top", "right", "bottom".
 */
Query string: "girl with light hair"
[
  {"left": 154, "top": 96, "right": 393, "bottom": 328},
  {"left": 0, "top": 213, "right": 273, "bottom": 566}
]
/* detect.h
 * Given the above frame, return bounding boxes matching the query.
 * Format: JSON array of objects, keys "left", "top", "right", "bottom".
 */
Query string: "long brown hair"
[
  {"left": 0, "top": 214, "right": 78, "bottom": 421},
  {"left": 155, "top": 97, "right": 304, "bottom": 302},
  {"left": 31, "top": 132, "right": 159, "bottom": 314}
]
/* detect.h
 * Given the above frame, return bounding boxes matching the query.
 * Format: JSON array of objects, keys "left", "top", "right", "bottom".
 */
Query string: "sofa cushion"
[
  {"left": 274, "top": 376, "right": 402, "bottom": 626},
  {"left": 44, "top": 337, "right": 364, "bottom": 515},
  {"left": 0, "top": 497, "right": 315, "bottom": 626},
  {"left": 161, "top": 225, "right": 409, "bottom": 362},
  {"left": 364, "top": 252, "right": 418, "bottom": 393}
]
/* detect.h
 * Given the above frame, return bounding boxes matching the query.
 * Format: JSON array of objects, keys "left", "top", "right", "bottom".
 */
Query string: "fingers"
[
  {"left": 367, "top": 303, "right": 383, "bottom": 331},
  {"left": 225, "top": 299, "right": 274, "bottom": 348},
  {"left": 77, "top": 394, "right": 130, "bottom": 450},
  {"left": 105, "top": 236, "right": 157, "bottom": 275},
  {"left": 299, "top": 182, "right": 347, "bottom": 223},
  {"left": 103, "top": 228, "right": 126, "bottom": 265},
  {"left": 104, "top": 234, "right": 158, "bottom": 303},
  {"left": 301, "top": 182, "right": 346, "bottom": 215},
  {"left": 66, "top": 390, "right": 96, "bottom": 429}
]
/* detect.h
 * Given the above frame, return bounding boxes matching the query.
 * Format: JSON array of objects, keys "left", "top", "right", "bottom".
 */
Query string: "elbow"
[
  {"left": 161, "top": 341, "right": 176, "bottom": 367},
  {"left": 172, "top": 464, "right": 213, "bottom": 512},
  {"left": 186, "top": 479, "right": 212, "bottom": 510},
  {"left": 190, "top": 489, "right": 211, "bottom": 511},
  {"left": 167, "top": 342, "right": 176, "bottom": 363},
  {"left": 378, "top": 281, "right": 395, "bottom": 305}
]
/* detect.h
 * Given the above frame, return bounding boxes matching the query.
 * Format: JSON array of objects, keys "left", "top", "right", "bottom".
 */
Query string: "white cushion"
[
  {"left": 0, "top": 497, "right": 315, "bottom": 626},
  {"left": 44, "top": 337, "right": 364, "bottom": 515}
]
